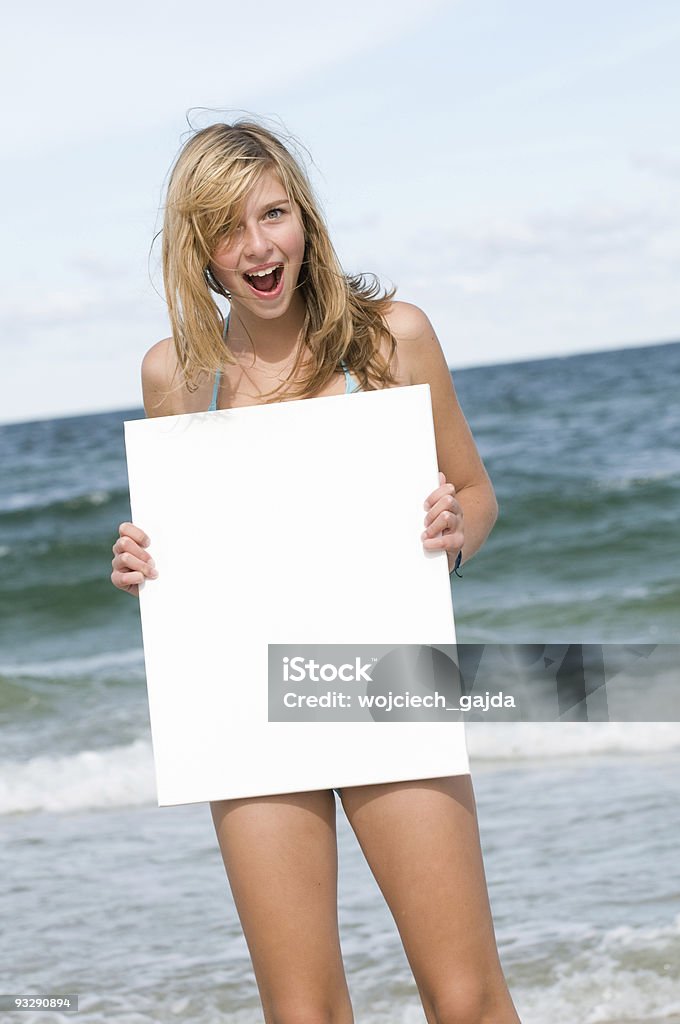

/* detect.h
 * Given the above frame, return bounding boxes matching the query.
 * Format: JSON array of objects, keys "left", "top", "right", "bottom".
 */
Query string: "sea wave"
[
  {"left": 466, "top": 721, "right": 680, "bottom": 761},
  {"left": 0, "top": 647, "right": 145, "bottom": 680},
  {"left": 515, "top": 957, "right": 680, "bottom": 1024},
  {"left": 2, "top": 725, "right": 679, "bottom": 815},
  {"left": 0, "top": 738, "right": 155, "bottom": 814},
  {"left": 512, "top": 912, "right": 680, "bottom": 1024},
  {"left": 12, "top": 912, "right": 680, "bottom": 1024},
  {"left": 0, "top": 486, "right": 122, "bottom": 518}
]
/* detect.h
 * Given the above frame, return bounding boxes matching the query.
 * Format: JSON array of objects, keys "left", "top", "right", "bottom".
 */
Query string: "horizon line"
[{"left": 2, "top": 334, "right": 678, "bottom": 430}]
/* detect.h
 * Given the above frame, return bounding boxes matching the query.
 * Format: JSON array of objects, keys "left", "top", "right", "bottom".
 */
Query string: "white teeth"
[{"left": 245, "top": 265, "right": 280, "bottom": 278}]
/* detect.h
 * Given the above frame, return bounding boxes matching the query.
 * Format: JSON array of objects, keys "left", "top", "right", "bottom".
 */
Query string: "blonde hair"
[{"left": 161, "top": 119, "right": 399, "bottom": 401}]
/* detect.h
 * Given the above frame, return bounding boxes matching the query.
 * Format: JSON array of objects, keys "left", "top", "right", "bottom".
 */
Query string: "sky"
[{"left": 2, "top": 0, "right": 679, "bottom": 424}]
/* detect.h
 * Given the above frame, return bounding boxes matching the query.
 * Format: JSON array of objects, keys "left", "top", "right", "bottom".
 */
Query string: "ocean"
[{"left": 1, "top": 340, "right": 679, "bottom": 1023}]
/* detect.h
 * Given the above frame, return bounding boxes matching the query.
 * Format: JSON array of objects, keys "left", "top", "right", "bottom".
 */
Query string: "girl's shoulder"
[
  {"left": 141, "top": 337, "right": 218, "bottom": 417},
  {"left": 141, "top": 336, "right": 189, "bottom": 418},
  {"left": 382, "top": 300, "right": 447, "bottom": 386},
  {"left": 383, "top": 299, "right": 432, "bottom": 337}
]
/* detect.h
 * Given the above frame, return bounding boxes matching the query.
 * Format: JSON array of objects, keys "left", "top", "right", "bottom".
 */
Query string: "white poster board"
[{"left": 124, "top": 384, "right": 469, "bottom": 806}]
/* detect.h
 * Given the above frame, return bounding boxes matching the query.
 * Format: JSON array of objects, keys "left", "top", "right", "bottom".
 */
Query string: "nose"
[{"left": 243, "top": 218, "right": 272, "bottom": 258}]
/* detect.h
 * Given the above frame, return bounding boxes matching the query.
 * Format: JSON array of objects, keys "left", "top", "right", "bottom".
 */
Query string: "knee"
[
  {"left": 427, "top": 979, "right": 509, "bottom": 1024},
  {"left": 268, "top": 1002, "right": 346, "bottom": 1024},
  {"left": 270, "top": 1016, "right": 326, "bottom": 1024}
]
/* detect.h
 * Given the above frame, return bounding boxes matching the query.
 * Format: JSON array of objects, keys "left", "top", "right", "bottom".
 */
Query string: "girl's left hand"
[{"left": 422, "top": 471, "right": 464, "bottom": 569}]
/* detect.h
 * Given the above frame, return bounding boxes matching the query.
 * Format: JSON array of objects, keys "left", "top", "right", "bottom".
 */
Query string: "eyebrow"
[{"left": 259, "top": 198, "right": 291, "bottom": 212}]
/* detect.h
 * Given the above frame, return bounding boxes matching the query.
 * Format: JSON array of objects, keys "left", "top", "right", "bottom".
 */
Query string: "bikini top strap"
[
  {"left": 340, "top": 359, "right": 353, "bottom": 393},
  {"left": 340, "top": 358, "right": 362, "bottom": 394},
  {"left": 209, "top": 311, "right": 231, "bottom": 411},
  {"left": 209, "top": 371, "right": 221, "bottom": 411}
]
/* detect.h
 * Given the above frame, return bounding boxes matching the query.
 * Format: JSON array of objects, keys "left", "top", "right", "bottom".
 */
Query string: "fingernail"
[
  {"left": 148, "top": 568, "right": 159, "bottom": 578},
  {"left": 148, "top": 558, "right": 156, "bottom": 568}
]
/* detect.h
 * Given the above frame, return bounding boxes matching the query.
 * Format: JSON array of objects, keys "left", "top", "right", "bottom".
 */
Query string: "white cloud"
[
  {"left": 630, "top": 149, "right": 680, "bottom": 181},
  {"left": 1, "top": 0, "right": 446, "bottom": 153},
  {"left": 362, "top": 199, "right": 680, "bottom": 367},
  {"left": 2, "top": 0, "right": 679, "bottom": 422},
  {"left": 391, "top": 202, "right": 674, "bottom": 275}
]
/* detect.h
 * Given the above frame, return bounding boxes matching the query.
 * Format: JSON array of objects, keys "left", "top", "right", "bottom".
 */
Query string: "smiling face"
[{"left": 209, "top": 168, "right": 307, "bottom": 323}]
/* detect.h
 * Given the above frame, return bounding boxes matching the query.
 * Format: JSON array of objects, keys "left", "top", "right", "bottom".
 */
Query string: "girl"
[{"left": 111, "top": 120, "right": 521, "bottom": 1024}]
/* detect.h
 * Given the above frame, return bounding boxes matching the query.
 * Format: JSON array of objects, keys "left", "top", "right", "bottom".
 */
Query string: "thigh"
[
  {"left": 210, "top": 788, "right": 351, "bottom": 1021},
  {"left": 338, "top": 776, "right": 510, "bottom": 1015}
]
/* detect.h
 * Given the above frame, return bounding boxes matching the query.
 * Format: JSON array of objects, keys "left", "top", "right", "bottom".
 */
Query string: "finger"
[
  {"left": 118, "top": 522, "right": 151, "bottom": 547},
  {"left": 421, "top": 509, "right": 462, "bottom": 542},
  {"left": 424, "top": 481, "right": 456, "bottom": 510},
  {"left": 111, "top": 568, "right": 145, "bottom": 591},
  {"left": 111, "top": 548, "right": 156, "bottom": 576},
  {"left": 424, "top": 493, "right": 462, "bottom": 527},
  {"left": 113, "top": 535, "right": 156, "bottom": 568},
  {"left": 112, "top": 551, "right": 158, "bottom": 578},
  {"left": 422, "top": 530, "right": 464, "bottom": 552}
]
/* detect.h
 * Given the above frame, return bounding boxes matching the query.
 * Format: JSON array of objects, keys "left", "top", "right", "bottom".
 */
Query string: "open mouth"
[{"left": 242, "top": 264, "right": 284, "bottom": 296}]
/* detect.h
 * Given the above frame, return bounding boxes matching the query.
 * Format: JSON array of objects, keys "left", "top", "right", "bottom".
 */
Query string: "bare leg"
[
  {"left": 338, "top": 775, "right": 522, "bottom": 1024},
  {"left": 210, "top": 788, "right": 354, "bottom": 1024}
]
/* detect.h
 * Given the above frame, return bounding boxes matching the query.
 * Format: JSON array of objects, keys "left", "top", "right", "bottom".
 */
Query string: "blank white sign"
[{"left": 124, "top": 384, "right": 469, "bottom": 806}]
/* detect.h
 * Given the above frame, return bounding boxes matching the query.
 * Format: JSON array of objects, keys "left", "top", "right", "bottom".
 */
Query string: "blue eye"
[{"left": 265, "top": 208, "right": 284, "bottom": 220}]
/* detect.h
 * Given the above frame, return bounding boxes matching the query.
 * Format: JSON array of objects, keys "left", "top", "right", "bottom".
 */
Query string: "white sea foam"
[
  {"left": 594, "top": 467, "right": 680, "bottom": 493},
  {"left": 515, "top": 964, "right": 680, "bottom": 1024},
  {"left": 466, "top": 721, "right": 680, "bottom": 761},
  {"left": 512, "top": 915, "right": 680, "bottom": 1024},
  {"left": 0, "top": 647, "right": 145, "bottom": 679},
  {"left": 1, "top": 723, "right": 679, "bottom": 815},
  {"left": 595, "top": 912, "right": 680, "bottom": 954},
  {"left": 82, "top": 489, "right": 110, "bottom": 505},
  {"left": 367, "top": 916, "right": 680, "bottom": 1024},
  {"left": 0, "top": 487, "right": 113, "bottom": 514},
  {"left": 0, "top": 738, "right": 156, "bottom": 814},
  {"left": 466, "top": 720, "right": 680, "bottom": 761},
  {"left": 25, "top": 938, "right": 680, "bottom": 1024}
]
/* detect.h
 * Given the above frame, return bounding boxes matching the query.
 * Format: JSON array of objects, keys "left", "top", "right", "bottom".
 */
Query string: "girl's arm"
[
  {"left": 111, "top": 340, "right": 174, "bottom": 595},
  {"left": 386, "top": 301, "right": 499, "bottom": 572}
]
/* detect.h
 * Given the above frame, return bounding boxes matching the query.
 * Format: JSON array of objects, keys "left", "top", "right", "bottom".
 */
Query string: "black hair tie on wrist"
[{"left": 453, "top": 550, "right": 463, "bottom": 578}]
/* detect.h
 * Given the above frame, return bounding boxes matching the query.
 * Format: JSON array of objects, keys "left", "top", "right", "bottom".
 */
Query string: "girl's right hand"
[{"left": 111, "top": 522, "right": 158, "bottom": 597}]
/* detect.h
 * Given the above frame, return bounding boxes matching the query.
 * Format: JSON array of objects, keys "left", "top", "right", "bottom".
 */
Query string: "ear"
[{"left": 204, "top": 266, "right": 230, "bottom": 298}]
